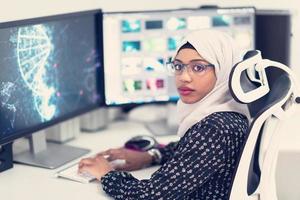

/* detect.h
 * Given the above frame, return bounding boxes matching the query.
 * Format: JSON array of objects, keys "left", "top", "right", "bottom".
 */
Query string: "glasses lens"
[
  {"left": 173, "top": 62, "right": 184, "bottom": 71},
  {"left": 191, "top": 63, "right": 206, "bottom": 73},
  {"left": 172, "top": 62, "right": 185, "bottom": 75},
  {"left": 166, "top": 62, "right": 176, "bottom": 75}
]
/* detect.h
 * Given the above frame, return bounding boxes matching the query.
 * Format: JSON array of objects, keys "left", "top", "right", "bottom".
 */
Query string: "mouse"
[{"left": 124, "top": 135, "right": 159, "bottom": 151}]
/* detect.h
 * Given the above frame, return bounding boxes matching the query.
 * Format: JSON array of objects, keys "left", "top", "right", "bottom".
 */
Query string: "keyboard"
[{"left": 55, "top": 159, "right": 126, "bottom": 184}]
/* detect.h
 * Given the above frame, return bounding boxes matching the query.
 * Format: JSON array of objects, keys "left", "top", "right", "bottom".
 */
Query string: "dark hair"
[{"left": 178, "top": 42, "right": 196, "bottom": 52}]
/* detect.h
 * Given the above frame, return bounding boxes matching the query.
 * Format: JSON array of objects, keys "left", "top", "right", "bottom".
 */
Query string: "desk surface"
[
  {"left": 0, "top": 119, "right": 300, "bottom": 200},
  {"left": 0, "top": 121, "right": 179, "bottom": 200}
]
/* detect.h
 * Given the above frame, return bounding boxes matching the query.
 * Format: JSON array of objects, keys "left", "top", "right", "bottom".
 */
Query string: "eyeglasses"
[{"left": 166, "top": 60, "right": 214, "bottom": 76}]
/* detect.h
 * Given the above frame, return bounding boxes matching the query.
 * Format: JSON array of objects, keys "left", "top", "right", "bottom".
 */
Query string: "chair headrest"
[
  {"left": 229, "top": 50, "right": 270, "bottom": 104},
  {"left": 229, "top": 50, "right": 292, "bottom": 118},
  {"left": 243, "top": 50, "right": 260, "bottom": 60}
]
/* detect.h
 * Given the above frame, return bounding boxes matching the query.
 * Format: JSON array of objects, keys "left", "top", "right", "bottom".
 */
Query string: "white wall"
[{"left": 1, "top": 0, "right": 299, "bottom": 75}]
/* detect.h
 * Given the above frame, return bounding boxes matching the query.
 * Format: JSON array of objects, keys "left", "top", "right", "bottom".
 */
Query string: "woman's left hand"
[{"left": 78, "top": 156, "right": 114, "bottom": 180}]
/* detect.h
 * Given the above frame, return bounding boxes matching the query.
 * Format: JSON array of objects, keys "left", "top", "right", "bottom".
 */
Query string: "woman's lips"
[{"left": 178, "top": 87, "right": 194, "bottom": 96}]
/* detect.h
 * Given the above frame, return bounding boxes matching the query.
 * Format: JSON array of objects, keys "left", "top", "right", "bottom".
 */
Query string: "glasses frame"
[{"left": 166, "top": 60, "right": 214, "bottom": 76}]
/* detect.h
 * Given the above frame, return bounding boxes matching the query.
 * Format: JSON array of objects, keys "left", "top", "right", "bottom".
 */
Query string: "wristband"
[{"left": 147, "top": 148, "right": 162, "bottom": 165}]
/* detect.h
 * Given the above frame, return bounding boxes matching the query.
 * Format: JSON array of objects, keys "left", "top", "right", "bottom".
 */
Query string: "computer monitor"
[
  {"left": 103, "top": 7, "right": 255, "bottom": 106},
  {"left": 102, "top": 7, "right": 255, "bottom": 135},
  {"left": 0, "top": 9, "right": 104, "bottom": 170},
  {"left": 255, "top": 10, "right": 291, "bottom": 66}
]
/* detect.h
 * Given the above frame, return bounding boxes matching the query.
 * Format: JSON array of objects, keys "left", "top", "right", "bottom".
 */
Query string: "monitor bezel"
[
  {"left": 103, "top": 6, "right": 256, "bottom": 15},
  {"left": 0, "top": 9, "right": 104, "bottom": 145},
  {"left": 102, "top": 6, "right": 256, "bottom": 107}
]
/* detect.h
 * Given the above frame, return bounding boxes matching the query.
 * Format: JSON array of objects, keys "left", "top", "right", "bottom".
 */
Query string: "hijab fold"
[{"left": 176, "top": 30, "right": 250, "bottom": 137}]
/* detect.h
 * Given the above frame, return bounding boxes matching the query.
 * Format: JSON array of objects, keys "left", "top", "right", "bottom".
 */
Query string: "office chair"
[{"left": 228, "top": 50, "right": 300, "bottom": 200}]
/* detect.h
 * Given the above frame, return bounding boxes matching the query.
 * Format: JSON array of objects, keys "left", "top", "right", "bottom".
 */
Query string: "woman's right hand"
[{"left": 96, "top": 147, "right": 153, "bottom": 171}]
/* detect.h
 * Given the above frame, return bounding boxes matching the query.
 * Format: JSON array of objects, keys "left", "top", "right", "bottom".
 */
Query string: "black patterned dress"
[{"left": 101, "top": 112, "right": 248, "bottom": 200}]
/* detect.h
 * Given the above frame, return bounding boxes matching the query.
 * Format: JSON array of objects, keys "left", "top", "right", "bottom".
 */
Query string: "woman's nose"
[{"left": 178, "top": 69, "right": 193, "bottom": 82}]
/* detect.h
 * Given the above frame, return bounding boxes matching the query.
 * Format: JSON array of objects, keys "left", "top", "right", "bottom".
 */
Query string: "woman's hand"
[
  {"left": 78, "top": 156, "right": 114, "bottom": 180},
  {"left": 96, "top": 147, "right": 153, "bottom": 171}
]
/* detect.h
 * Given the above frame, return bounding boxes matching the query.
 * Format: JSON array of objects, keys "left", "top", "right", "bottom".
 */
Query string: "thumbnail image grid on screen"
[
  {"left": 103, "top": 7, "right": 255, "bottom": 105},
  {"left": 0, "top": 10, "right": 104, "bottom": 144}
]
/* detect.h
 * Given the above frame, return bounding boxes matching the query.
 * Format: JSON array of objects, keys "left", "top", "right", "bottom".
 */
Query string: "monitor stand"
[
  {"left": 146, "top": 103, "right": 179, "bottom": 136},
  {"left": 13, "top": 130, "right": 90, "bottom": 169},
  {"left": 80, "top": 108, "right": 108, "bottom": 132},
  {"left": 46, "top": 118, "right": 80, "bottom": 143}
]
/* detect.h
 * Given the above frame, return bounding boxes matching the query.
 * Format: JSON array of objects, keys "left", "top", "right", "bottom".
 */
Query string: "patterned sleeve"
[
  {"left": 100, "top": 121, "right": 228, "bottom": 200},
  {"left": 157, "top": 141, "right": 178, "bottom": 165}
]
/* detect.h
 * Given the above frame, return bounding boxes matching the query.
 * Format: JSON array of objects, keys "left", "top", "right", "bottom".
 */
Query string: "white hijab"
[{"left": 176, "top": 29, "right": 250, "bottom": 137}]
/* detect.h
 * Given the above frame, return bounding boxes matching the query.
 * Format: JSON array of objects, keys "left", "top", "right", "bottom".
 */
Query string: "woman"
[{"left": 79, "top": 29, "right": 249, "bottom": 199}]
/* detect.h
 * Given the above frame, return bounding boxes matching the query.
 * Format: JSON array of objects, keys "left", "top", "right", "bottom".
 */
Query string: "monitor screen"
[
  {"left": 0, "top": 10, "right": 104, "bottom": 145},
  {"left": 255, "top": 10, "right": 291, "bottom": 66},
  {"left": 103, "top": 7, "right": 255, "bottom": 106}
]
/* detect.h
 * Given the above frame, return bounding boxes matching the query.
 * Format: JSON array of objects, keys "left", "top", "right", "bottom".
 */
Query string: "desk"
[
  {"left": 0, "top": 120, "right": 299, "bottom": 200},
  {"left": 0, "top": 121, "right": 179, "bottom": 200}
]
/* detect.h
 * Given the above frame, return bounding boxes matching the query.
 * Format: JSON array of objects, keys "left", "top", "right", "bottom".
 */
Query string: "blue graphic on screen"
[
  {"left": 166, "top": 17, "right": 186, "bottom": 30},
  {"left": 212, "top": 15, "right": 232, "bottom": 27},
  {"left": 17, "top": 25, "right": 56, "bottom": 121},
  {"left": 121, "top": 20, "right": 141, "bottom": 33},
  {"left": 0, "top": 15, "right": 102, "bottom": 138},
  {"left": 122, "top": 41, "right": 141, "bottom": 52}
]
